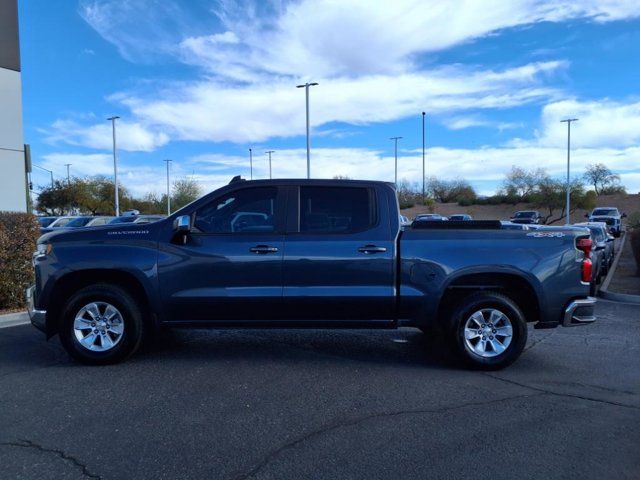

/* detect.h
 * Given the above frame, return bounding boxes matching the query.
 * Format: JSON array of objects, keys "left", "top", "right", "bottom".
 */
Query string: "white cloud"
[
  {"left": 82, "top": 1, "right": 640, "bottom": 76},
  {"left": 38, "top": 152, "right": 186, "bottom": 197},
  {"left": 36, "top": 140, "right": 640, "bottom": 200},
  {"left": 533, "top": 99, "right": 640, "bottom": 148},
  {"left": 44, "top": 119, "right": 169, "bottom": 152},
  {"left": 78, "top": 0, "right": 208, "bottom": 63},
  {"left": 446, "top": 116, "right": 523, "bottom": 131},
  {"left": 182, "top": 0, "right": 640, "bottom": 79},
  {"left": 112, "top": 61, "right": 564, "bottom": 144}
]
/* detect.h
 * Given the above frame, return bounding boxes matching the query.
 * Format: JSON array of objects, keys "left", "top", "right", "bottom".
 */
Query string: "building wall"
[{"left": 0, "top": 0, "right": 27, "bottom": 213}]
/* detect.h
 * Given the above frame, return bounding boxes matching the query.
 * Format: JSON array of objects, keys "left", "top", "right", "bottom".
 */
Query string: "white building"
[{"left": 0, "top": 0, "right": 28, "bottom": 213}]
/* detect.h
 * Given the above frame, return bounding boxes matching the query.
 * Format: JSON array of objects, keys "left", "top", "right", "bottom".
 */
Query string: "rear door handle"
[
  {"left": 250, "top": 245, "right": 279, "bottom": 254},
  {"left": 358, "top": 245, "right": 387, "bottom": 254}
]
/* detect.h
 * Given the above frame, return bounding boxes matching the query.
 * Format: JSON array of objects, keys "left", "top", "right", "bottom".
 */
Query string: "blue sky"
[{"left": 19, "top": 0, "right": 640, "bottom": 197}]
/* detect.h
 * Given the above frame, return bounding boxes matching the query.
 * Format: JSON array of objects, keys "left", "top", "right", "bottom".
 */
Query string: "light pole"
[
  {"left": 64, "top": 163, "right": 72, "bottom": 183},
  {"left": 107, "top": 116, "right": 121, "bottom": 216},
  {"left": 163, "top": 159, "right": 172, "bottom": 215},
  {"left": 266, "top": 150, "right": 275, "bottom": 179},
  {"left": 249, "top": 148, "right": 253, "bottom": 180},
  {"left": 296, "top": 82, "right": 319, "bottom": 178},
  {"left": 560, "top": 118, "right": 578, "bottom": 225},
  {"left": 422, "top": 112, "right": 426, "bottom": 205},
  {"left": 390, "top": 137, "right": 402, "bottom": 187},
  {"left": 34, "top": 164, "right": 54, "bottom": 188}
]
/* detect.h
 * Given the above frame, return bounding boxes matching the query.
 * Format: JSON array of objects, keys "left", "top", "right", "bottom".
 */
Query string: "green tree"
[
  {"left": 172, "top": 177, "right": 202, "bottom": 210},
  {"left": 36, "top": 176, "right": 133, "bottom": 216},
  {"left": 396, "top": 179, "right": 420, "bottom": 209},
  {"left": 426, "top": 177, "right": 477, "bottom": 204},
  {"left": 531, "top": 179, "right": 595, "bottom": 224},
  {"left": 36, "top": 180, "right": 84, "bottom": 215},
  {"left": 502, "top": 166, "right": 548, "bottom": 202},
  {"left": 584, "top": 163, "right": 625, "bottom": 195}
]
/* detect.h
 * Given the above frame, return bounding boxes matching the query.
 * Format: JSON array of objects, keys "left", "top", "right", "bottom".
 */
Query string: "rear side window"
[
  {"left": 299, "top": 186, "right": 375, "bottom": 233},
  {"left": 195, "top": 187, "right": 278, "bottom": 234}
]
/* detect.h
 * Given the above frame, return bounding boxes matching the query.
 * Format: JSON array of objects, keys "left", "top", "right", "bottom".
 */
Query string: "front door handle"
[
  {"left": 358, "top": 245, "right": 387, "bottom": 254},
  {"left": 250, "top": 245, "right": 279, "bottom": 254}
]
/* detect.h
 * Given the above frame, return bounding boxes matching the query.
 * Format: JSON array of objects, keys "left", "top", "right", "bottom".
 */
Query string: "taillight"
[
  {"left": 577, "top": 237, "right": 592, "bottom": 258},
  {"left": 577, "top": 237, "right": 593, "bottom": 283},
  {"left": 581, "top": 257, "right": 592, "bottom": 283}
]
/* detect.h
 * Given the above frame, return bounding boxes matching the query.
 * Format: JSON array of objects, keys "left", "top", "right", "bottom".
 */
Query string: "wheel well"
[
  {"left": 438, "top": 273, "right": 540, "bottom": 324},
  {"left": 48, "top": 269, "right": 153, "bottom": 335}
]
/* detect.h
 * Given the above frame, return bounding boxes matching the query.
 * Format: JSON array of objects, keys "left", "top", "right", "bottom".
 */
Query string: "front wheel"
[
  {"left": 58, "top": 284, "right": 144, "bottom": 365},
  {"left": 450, "top": 292, "right": 528, "bottom": 370}
]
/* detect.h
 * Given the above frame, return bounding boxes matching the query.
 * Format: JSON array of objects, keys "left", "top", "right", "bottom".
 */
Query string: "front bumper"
[
  {"left": 562, "top": 297, "right": 597, "bottom": 327},
  {"left": 26, "top": 285, "right": 47, "bottom": 333}
]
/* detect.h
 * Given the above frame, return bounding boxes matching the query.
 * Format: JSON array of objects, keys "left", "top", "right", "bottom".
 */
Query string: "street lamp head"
[
  {"left": 107, "top": 116, "right": 120, "bottom": 121},
  {"left": 296, "top": 82, "right": 318, "bottom": 88},
  {"left": 560, "top": 118, "right": 579, "bottom": 123},
  {"left": 422, "top": 112, "right": 425, "bottom": 116}
]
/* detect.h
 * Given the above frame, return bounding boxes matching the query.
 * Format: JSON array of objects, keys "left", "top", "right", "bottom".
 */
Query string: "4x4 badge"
[{"left": 526, "top": 232, "right": 565, "bottom": 238}]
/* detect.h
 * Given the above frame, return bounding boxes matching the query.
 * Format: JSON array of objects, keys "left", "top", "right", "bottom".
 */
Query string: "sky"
[{"left": 18, "top": 0, "right": 640, "bottom": 198}]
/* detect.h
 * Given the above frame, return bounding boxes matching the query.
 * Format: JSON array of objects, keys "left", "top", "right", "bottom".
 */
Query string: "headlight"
[{"left": 34, "top": 243, "right": 52, "bottom": 259}]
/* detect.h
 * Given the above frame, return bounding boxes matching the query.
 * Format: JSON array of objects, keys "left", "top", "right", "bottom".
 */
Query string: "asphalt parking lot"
[{"left": 1, "top": 300, "right": 639, "bottom": 480}]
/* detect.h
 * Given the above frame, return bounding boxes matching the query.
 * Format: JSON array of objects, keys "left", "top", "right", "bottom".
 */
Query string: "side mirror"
[
  {"left": 622, "top": 213, "right": 627, "bottom": 218},
  {"left": 584, "top": 213, "right": 589, "bottom": 218},
  {"left": 607, "top": 236, "right": 614, "bottom": 242},
  {"left": 173, "top": 215, "right": 191, "bottom": 232}
]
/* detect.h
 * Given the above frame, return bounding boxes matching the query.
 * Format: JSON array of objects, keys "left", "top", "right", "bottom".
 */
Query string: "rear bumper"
[
  {"left": 26, "top": 285, "right": 47, "bottom": 333},
  {"left": 562, "top": 297, "right": 597, "bottom": 327}
]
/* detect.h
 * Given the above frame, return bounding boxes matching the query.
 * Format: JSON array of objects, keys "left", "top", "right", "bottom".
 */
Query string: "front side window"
[
  {"left": 195, "top": 187, "right": 278, "bottom": 234},
  {"left": 299, "top": 186, "right": 375, "bottom": 234}
]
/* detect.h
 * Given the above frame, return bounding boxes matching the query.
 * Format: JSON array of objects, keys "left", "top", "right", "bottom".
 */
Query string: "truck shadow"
[{"left": 137, "top": 327, "right": 462, "bottom": 370}]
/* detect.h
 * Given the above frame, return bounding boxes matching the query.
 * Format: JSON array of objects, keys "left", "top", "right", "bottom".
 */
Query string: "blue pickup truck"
[{"left": 27, "top": 178, "right": 596, "bottom": 369}]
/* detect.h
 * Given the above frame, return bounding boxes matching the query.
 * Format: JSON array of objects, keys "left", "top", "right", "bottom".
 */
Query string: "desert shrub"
[
  {"left": 627, "top": 212, "right": 640, "bottom": 276},
  {"left": 627, "top": 212, "right": 640, "bottom": 230},
  {"left": 0, "top": 212, "right": 40, "bottom": 310}
]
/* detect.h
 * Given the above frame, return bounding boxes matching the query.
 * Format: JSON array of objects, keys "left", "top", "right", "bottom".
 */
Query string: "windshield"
[
  {"left": 38, "top": 217, "right": 56, "bottom": 227},
  {"left": 514, "top": 212, "right": 535, "bottom": 218},
  {"left": 108, "top": 217, "right": 138, "bottom": 224},
  {"left": 592, "top": 209, "right": 617, "bottom": 216},
  {"left": 587, "top": 226, "right": 606, "bottom": 241},
  {"left": 50, "top": 217, "right": 74, "bottom": 227},
  {"left": 65, "top": 217, "right": 93, "bottom": 228}
]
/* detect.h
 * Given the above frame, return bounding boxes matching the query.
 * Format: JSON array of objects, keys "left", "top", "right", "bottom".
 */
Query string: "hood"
[{"left": 38, "top": 219, "right": 167, "bottom": 244}]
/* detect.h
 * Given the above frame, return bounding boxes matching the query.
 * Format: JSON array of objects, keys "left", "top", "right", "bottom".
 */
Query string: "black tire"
[
  {"left": 58, "top": 284, "right": 144, "bottom": 365},
  {"left": 449, "top": 291, "right": 528, "bottom": 370}
]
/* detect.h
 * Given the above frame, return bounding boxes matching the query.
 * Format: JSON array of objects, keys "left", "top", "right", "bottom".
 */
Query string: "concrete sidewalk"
[{"left": 0, "top": 311, "right": 29, "bottom": 329}]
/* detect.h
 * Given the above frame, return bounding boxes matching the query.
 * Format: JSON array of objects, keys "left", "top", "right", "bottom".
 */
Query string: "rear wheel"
[
  {"left": 59, "top": 284, "right": 144, "bottom": 365},
  {"left": 449, "top": 292, "right": 527, "bottom": 370}
]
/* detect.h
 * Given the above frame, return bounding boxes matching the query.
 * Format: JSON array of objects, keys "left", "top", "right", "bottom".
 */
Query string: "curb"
[
  {"left": 0, "top": 311, "right": 30, "bottom": 329},
  {"left": 598, "top": 232, "right": 640, "bottom": 304}
]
